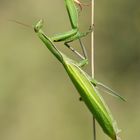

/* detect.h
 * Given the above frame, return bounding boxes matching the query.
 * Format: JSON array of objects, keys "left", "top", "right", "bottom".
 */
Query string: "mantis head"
[{"left": 34, "top": 19, "right": 43, "bottom": 33}]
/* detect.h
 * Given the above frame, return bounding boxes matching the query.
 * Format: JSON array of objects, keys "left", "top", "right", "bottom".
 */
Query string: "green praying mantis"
[
  {"left": 34, "top": 19, "right": 124, "bottom": 140},
  {"left": 15, "top": 0, "right": 125, "bottom": 140},
  {"left": 33, "top": 1, "right": 125, "bottom": 140}
]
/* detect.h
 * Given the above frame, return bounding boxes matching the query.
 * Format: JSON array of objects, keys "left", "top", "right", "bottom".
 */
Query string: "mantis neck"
[{"left": 37, "top": 29, "right": 64, "bottom": 63}]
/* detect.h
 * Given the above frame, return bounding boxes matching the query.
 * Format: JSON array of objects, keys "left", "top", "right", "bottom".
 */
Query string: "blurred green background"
[{"left": 0, "top": 0, "right": 139, "bottom": 140}]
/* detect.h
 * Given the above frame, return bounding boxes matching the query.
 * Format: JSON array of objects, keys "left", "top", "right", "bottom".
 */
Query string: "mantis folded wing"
[{"left": 34, "top": 20, "right": 123, "bottom": 140}]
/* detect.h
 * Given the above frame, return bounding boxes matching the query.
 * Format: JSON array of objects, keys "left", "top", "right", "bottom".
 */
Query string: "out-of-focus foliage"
[{"left": 0, "top": 0, "right": 139, "bottom": 140}]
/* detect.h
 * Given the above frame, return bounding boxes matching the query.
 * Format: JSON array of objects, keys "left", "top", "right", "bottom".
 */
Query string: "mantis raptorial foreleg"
[{"left": 51, "top": 0, "right": 92, "bottom": 59}]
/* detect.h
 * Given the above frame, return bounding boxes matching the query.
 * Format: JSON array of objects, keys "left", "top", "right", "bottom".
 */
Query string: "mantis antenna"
[{"left": 8, "top": 19, "right": 32, "bottom": 29}]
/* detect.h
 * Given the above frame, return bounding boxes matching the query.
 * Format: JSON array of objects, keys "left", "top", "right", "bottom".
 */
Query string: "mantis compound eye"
[{"left": 34, "top": 19, "right": 44, "bottom": 32}]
